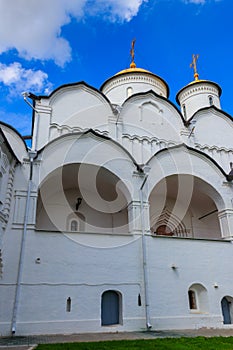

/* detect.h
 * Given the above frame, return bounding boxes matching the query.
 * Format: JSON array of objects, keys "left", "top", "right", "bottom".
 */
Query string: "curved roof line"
[
  {"left": 100, "top": 70, "right": 170, "bottom": 98},
  {"left": 121, "top": 90, "right": 186, "bottom": 125},
  {"left": 187, "top": 105, "right": 233, "bottom": 125},
  {"left": 0, "top": 128, "right": 21, "bottom": 163},
  {"left": 0, "top": 121, "right": 28, "bottom": 147},
  {"left": 146, "top": 143, "right": 231, "bottom": 181},
  {"left": 0, "top": 121, "right": 28, "bottom": 162},
  {"left": 37, "top": 128, "right": 143, "bottom": 173},
  {"left": 37, "top": 81, "right": 114, "bottom": 111},
  {"left": 176, "top": 80, "right": 222, "bottom": 105}
]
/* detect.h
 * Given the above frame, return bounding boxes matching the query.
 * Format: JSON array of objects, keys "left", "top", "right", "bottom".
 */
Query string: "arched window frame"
[
  {"left": 66, "top": 212, "right": 86, "bottom": 232},
  {"left": 70, "top": 219, "right": 79, "bottom": 232}
]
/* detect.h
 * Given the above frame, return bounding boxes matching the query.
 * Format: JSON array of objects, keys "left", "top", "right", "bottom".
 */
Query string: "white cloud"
[
  {"left": 0, "top": 0, "right": 146, "bottom": 67},
  {"left": 86, "top": 0, "right": 148, "bottom": 22},
  {"left": 0, "top": 62, "right": 53, "bottom": 96},
  {"left": 183, "top": 0, "right": 221, "bottom": 3},
  {"left": 184, "top": 0, "right": 205, "bottom": 3}
]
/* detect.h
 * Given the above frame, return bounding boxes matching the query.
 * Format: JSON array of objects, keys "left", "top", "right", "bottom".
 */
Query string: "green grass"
[{"left": 36, "top": 337, "right": 233, "bottom": 350}]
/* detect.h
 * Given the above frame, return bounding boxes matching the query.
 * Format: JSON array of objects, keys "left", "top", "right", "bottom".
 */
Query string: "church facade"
[{"left": 0, "top": 55, "right": 233, "bottom": 336}]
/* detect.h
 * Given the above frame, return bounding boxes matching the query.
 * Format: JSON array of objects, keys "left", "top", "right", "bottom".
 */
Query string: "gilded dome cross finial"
[
  {"left": 130, "top": 39, "right": 136, "bottom": 68},
  {"left": 190, "top": 54, "right": 199, "bottom": 81}
]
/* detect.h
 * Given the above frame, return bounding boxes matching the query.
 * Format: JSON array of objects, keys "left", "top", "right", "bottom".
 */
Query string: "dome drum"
[
  {"left": 176, "top": 80, "right": 222, "bottom": 120},
  {"left": 100, "top": 69, "right": 169, "bottom": 106}
]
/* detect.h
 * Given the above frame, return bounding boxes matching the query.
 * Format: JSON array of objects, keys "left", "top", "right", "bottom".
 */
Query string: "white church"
[{"left": 0, "top": 48, "right": 233, "bottom": 336}]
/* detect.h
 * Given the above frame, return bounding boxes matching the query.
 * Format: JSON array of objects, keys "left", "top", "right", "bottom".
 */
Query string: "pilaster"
[{"left": 218, "top": 209, "right": 233, "bottom": 239}]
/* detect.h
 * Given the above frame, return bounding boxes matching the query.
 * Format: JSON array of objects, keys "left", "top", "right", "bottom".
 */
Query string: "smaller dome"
[
  {"left": 176, "top": 55, "right": 222, "bottom": 119},
  {"left": 176, "top": 78, "right": 222, "bottom": 120}
]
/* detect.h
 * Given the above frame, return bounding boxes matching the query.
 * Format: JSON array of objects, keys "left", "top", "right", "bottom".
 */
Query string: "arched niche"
[{"left": 188, "top": 283, "right": 209, "bottom": 313}]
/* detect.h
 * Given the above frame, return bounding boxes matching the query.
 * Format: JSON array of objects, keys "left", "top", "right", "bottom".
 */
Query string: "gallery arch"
[
  {"left": 36, "top": 163, "right": 130, "bottom": 233},
  {"left": 149, "top": 175, "right": 222, "bottom": 239}
]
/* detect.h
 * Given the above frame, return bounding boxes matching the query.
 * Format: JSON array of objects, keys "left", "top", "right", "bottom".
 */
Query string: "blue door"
[
  {"left": 101, "top": 291, "right": 120, "bottom": 326},
  {"left": 221, "top": 297, "right": 231, "bottom": 324}
]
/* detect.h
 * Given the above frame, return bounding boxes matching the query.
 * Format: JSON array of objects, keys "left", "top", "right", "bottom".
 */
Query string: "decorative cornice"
[
  {"left": 195, "top": 143, "right": 233, "bottom": 153},
  {"left": 49, "top": 124, "right": 109, "bottom": 138},
  {"left": 178, "top": 84, "right": 219, "bottom": 103},
  {"left": 122, "top": 133, "right": 178, "bottom": 147}
]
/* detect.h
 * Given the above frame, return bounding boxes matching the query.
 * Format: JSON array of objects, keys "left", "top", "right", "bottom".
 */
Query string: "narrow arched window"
[
  {"left": 209, "top": 95, "right": 213, "bottom": 106},
  {"left": 188, "top": 290, "right": 197, "bottom": 310},
  {"left": 138, "top": 294, "right": 142, "bottom": 306},
  {"left": 70, "top": 220, "right": 78, "bottom": 232},
  {"left": 66, "top": 297, "right": 71, "bottom": 312}
]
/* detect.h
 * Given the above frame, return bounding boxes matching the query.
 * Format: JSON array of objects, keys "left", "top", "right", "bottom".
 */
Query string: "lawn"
[{"left": 36, "top": 337, "right": 233, "bottom": 350}]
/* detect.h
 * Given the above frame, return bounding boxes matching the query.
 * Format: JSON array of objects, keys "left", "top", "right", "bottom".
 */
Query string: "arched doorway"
[
  {"left": 221, "top": 297, "right": 233, "bottom": 324},
  {"left": 101, "top": 290, "right": 122, "bottom": 326}
]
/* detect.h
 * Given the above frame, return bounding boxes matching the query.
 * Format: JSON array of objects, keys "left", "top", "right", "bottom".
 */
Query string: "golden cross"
[
  {"left": 130, "top": 39, "right": 136, "bottom": 68},
  {"left": 190, "top": 54, "right": 199, "bottom": 80}
]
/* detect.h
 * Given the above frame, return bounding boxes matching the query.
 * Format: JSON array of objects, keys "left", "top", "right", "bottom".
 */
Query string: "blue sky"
[{"left": 0, "top": 0, "right": 231, "bottom": 137}]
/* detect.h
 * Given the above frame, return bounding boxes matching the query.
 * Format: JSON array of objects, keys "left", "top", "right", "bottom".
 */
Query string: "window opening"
[
  {"left": 70, "top": 220, "right": 78, "bottom": 232},
  {"left": 127, "top": 87, "right": 133, "bottom": 97},
  {"left": 138, "top": 294, "right": 142, "bottom": 306},
  {"left": 66, "top": 297, "right": 71, "bottom": 312},
  {"left": 188, "top": 290, "right": 197, "bottom": 310},
  {"left": 209, "top": 95, "right": 213, "bottom": 106},
  {"left": 182, "top": 104, "right": 187, "bottom": 118}
]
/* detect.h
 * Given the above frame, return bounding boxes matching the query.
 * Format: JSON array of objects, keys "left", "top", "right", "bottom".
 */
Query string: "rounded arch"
[
  {"left": 188, "top": 283, "right": 209, "bottom": 313},
  {"left": 149, "top": 174, "right": 223, "bottom": 239},
  {"left": 43, "top": 81, "right": 113, "bottom": 112},
  {"left": 151, "top": 207, "right": 188, "bottom": 237},
  {"left": 146, "top": 145, "right": 227, "bottom": 210},
  {"left": 36, "top": 163, "right": 131, "bottom": 234},
  {"left": 37, "top": 130, "right": 140, "bottom": 201}
]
